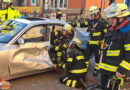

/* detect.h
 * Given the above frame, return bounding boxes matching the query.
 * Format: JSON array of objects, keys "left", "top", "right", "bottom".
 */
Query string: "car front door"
[{"left": 9, "top": 25, "right": 53, "bottom": 75}]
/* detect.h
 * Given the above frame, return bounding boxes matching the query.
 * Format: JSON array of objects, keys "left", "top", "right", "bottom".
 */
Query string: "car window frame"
[{"left": 13, "top": 24, "right": 51, "bottom": 45}]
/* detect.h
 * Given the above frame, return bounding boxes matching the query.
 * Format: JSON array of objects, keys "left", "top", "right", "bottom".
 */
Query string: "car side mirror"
[{"left": 17, "top": 38, "right": 25, "bottom": 45}]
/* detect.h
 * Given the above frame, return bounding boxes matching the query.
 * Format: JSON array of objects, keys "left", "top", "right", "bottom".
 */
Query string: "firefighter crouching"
[
  {"left": 50, "top": 28, "right": 62, "bottom": 47},
  {"left": 71, "top": 6, "right": 108, "bottom": 76},
  {"left": 0, "top": 0, "right": 22, "bottom": 24},
  {"left": 53, "top": 24, "right": 74, "bottom": 64},
  {"left": 99, "top": 3, "right": 130, "bottom": 90},
  {"left": 57, "top": 38, "right": 87, "bottom": 88},
  {"left": 50, "top": 28, "right": 62, "bottom": 64}
]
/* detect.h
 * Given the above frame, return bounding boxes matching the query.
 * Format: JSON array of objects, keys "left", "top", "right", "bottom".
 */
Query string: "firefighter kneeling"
[{"left": 57, "top": 38, "right": 87, "bottom": 89}]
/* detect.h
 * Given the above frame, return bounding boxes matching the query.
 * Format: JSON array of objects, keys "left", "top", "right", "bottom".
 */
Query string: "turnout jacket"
[
  {"left": 99, "top": 19, "right": 130, "bottom": 76},
  {"left": 0, "top": 7, "right": 21, "bottom": 22},
  {"left": 59, "top": 48, "right": 87, "bottom": 77},
  {"left": 54, "top": 31, "right": 74, "bottom": 52},
  {"left": 72, "top": 18, "right": 108, "bottom": 46},
  {"left": 56, "top": 11, "right": 62, "bottom": 19},
  {"left": 51, "top": 30, "right": 62, "bottom": 45}
]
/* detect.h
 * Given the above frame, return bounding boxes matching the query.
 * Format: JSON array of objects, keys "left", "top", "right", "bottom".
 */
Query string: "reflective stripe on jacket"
[{"left": 99, "top": 19, "right": 130, "bottom": 76}]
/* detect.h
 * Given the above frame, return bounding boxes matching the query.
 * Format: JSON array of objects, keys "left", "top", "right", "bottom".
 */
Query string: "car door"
[{"left": 9, "top": 25, "right": 53, "bottom": 75}]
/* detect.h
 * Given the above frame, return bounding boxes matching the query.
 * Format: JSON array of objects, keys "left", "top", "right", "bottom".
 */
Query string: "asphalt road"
[{"left": 10, "top": 70, "right": 80, "bottom": 90}]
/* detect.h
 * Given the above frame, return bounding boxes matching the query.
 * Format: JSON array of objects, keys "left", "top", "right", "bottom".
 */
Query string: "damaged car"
[{"left": 0, "top": 18, "right": 89, "bottom": 80}]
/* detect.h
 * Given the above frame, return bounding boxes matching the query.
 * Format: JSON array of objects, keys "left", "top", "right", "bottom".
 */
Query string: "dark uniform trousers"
[
  {"left": 101, "top": 74, "right": 113, "bottom": 90},
  {"left": 84, "top": 43, "right": 100, "bottom": 67},
  {"left": 59, "top": 73, "right": 86, "bottom": 88}
]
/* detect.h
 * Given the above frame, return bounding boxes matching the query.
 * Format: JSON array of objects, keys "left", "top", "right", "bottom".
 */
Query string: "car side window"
[{"left": 22, "top": 26, "right": 46, "bottom": 42}]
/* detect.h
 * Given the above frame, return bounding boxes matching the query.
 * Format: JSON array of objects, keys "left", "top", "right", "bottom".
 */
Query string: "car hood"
[
  {"left": 0, "top": 43, "right": 10, "bottom": 51},
  {"left": 0, "top": 43, "right": 6, "bottom": 48}
]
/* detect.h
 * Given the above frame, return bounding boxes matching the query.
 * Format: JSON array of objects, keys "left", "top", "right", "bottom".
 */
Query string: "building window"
[
  {"left": 51, "top": 0, "right": 67, "bottom": 9},
  {"left": 55, "top": 0, "right": 57, "bottom": 8},
  {"left": 60, "top": 0, "right": 63, "bottom": 7},
  {"left": 13, "top": 0, "right": 27, "bottom": 6},
  {"left": 51, "top": 0, "right": 57, "bottom": 8},
  {"left": 51, "top": 0, "right": 53, "bottom": 8},
  {"left": 64, "top": 0, "right": 67, "bottom": 8},
  {"left": 60, "top": 0, "right": 67, "bottom": 8}
]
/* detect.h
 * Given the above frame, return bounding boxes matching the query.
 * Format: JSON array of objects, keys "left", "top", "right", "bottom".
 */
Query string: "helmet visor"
[
  {"left": 103, "top": 3, "right": 121, "bottom": 18},
  {"left": 89, "top": 9, "right": 99, "bottom": 15}
]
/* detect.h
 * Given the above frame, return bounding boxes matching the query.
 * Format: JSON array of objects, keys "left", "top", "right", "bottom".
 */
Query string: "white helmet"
[
  {"left": 89, "top": 6, "right": 99, "bottom": 15},
  {"left": 3, "top": 0, "right": 11, "bottom": 3},
  {"left": 63, "top": 24, "right": 72, "bottom": 33},
  {"left": 103, "top": 3, "right": 129, "bottom": 18},
  {"left": 70, "top": 38, "right": 81, "bottom": 48}
]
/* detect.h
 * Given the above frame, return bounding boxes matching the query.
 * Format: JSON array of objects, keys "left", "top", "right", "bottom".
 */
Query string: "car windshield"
[{"left": 0, "top": 20, "right": 27, "bottom": 43}]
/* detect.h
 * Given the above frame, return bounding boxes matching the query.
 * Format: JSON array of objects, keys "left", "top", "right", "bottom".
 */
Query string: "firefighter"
[
  {"left": 54, "top": 24, "right": 74, "bottom": 64},
  {"left": 0, "top": 0, "right": 22, "bottom": 24},
  {"left": 56, "top": 9, "right": 62, "bottom": 20},
  {"left": 50, "top": 28, "right": 62, "bottom": 50},
  {"left": 71, "top": 6, "right": 108, "bottom": 76},
  {"left": 58, "top": 38, "right": 87, "bottom": 88},
  {"left": 99, "top": 3, "right": 130, "bottom": 90},
  {"left": 50, "top": 27, "right": 62, "bottom": 64}
]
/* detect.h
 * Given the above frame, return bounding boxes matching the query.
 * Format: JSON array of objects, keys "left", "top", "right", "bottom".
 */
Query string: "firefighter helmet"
[
  {"left": 63, "top": 24, "right": 72, "bottom": 33},
  {"left": 3, "top": 0, "right": 11, "bottom": 4},
  {"left": 104, "top": 3, "right": 129, "bottom": 18},
  {"left": 70, "top": 38, "right": 81, "bottom": 48},
  {"left": 89, "top": 6, "right": 99, "bottom": 15},
  {"left": 103, "top": 3, "right": 120, "bottom": 18},
  {"left": 117, "top": 3, "right": 130, "bottom": 18}
]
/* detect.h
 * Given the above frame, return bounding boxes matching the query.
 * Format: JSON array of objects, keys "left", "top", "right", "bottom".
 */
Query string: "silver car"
[{"left": 0, "top": 18, "right": 89, "bottom": 80}]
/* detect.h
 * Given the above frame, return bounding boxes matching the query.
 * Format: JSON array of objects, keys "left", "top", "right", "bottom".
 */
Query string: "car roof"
[{"left": 14, "top": 18, "right": 67, "bottom": 25}]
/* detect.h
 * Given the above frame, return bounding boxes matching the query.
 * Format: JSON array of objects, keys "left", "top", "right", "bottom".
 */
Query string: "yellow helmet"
[
  {"left": 63, "top": 24, "right": 72, "bottom": 33},
  {"left": 3, "top": 0, "right": 11, "bottom": 3},
  {"left": 70, "top": 38, "right": 81, "bottom": 48},
  {"left": 89, "top": 6, "right": 99, "bottom": 15},
  {"left": 117, "top": 3, "right": 130, "bottom": 18}
]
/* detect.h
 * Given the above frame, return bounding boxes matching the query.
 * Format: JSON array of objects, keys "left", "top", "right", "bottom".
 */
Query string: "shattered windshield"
[{"left": 0, "top": 20, "right": 27, "bottom": 43}]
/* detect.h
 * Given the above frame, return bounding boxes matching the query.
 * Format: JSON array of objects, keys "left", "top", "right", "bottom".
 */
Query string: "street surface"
[{"left": 10, "top": 71, "right": 80, "bottom": 90}]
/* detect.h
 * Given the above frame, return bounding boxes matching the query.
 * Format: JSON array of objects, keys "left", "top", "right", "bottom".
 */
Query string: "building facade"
[{"left": 12, "top": 0, "right": 124, "bottom": 17}]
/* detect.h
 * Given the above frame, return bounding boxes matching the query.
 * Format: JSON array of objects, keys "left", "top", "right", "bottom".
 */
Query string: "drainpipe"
[
  {"left": 100, "top": 0, "right": 103, "bottom": 13},
  {"left": 80, "top": 0, "right": 84, "bottom": 15}
]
